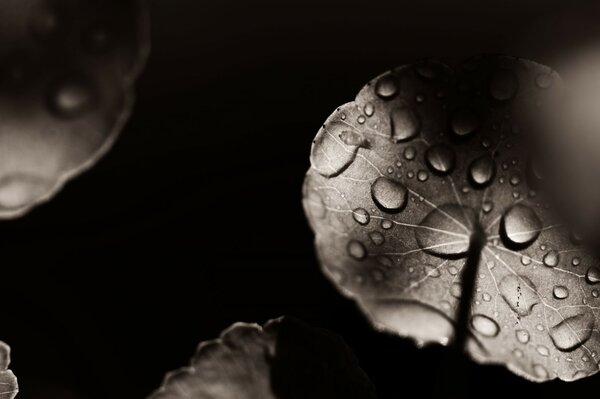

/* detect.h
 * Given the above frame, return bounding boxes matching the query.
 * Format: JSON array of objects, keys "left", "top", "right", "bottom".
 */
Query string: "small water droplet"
[
  {"left": 537, "top": 345, "right": 550, "bottom": 357},
  {"left": 403, "top": 146, "right": 417, "bottom": 160},
  {"left": 592, "top": 289, "right": 599, "bottom": 298},
  {"left": 441, "top": 301, "right": 452, "bottom": 311},
  {"left": 471, "top": 314, "right": 500, "bottom": 337},
  {"left": 521, "top": 255, "right": 532, "bottom": 266},
  {"left": 501, "top": 204, "right": 542, "bottom": 248},
  {"left": 450, "top": 283, "right": 462, "bottom": 298},
  {"left": 407, "top": 171, "right": 415, "bottom": 179},
  {"left": 489, "top": 68, "right": 519, "bottom": 101},
  {"left": 47, "top": 75, "right": 96, "bottom": 118},
  {"left": 482, "top": 293, "right": 492, "bottom": 302},
  {"left": 369, "top": 231, "right": 385, "bottom": 246},
  {"left": 572, "top": 257, "right": 581, "bottom": 267},
  {"left": 391, "top": 105, "right": 420, "bottom": 142},
  {"left": 513, "top": 348, "right": 524, "bottom": 358},
  {"left": 481, "top": 138, "right": 492, "bottom": 148},
  {"left": 482, "top": 201, "right": 494, "bottom": 213},
  {"left": 516, "top": 329, "right": 530, "bottom": 344},
  {"left": 586, "top": 267, "right": 600, "bottom": 284},
  {"left": 381, "top": 219, "right": 393, "bottom": 230},
  {"left": 375, "top": 74, "right": 398, "bottom": 98},
  {"left": 451, "top": 108, "right": 480, "bottom": 137},
  {"left": 553, "top": 285, "right": 569, "bottom": 299},
  {"left": 353, "top": 208, "right": 370, "bottom": 225},
  {"left": 417, "top": 170, "right": 429, "bottom": 182},
  {"left": 425, "top": 144, "right": 456, "bottom": 175},
  {"left": 371, "top": 177, "right": 408, "bottom": 213},
  {"left": 416, "top": 93, "right": 425, "bottom": 103},
  {"left": 357, "top": 115, "right": 366, "bottom": 124},
  {"left": 543, "top": 250, "right": 560, "bottom": 268},
  {"left": 468, "top": 155, "right": 496, "bottom": 187},
  {"left": 347, "top": 240, "right": 367, "bottom": 260},
  {"left": 448, "top": 266, "right": 459, "bottom": 276},
  {"left": 536, "top": 324, "right": 545, "bottom": 331},
  {"left": 510, "top": 174, "right": 521, "bottom": 186},
  {"left": 364, "top": 103, "right": 374, "bottom": 116},
  {"left": 533, "top": 364, "right": 549, "bottom": 379},
  {"left": 536, "top": 73, "right": 553, "bottom": 89},
  {"left": 339, "top": 130, "right": 365, "bottom": 146}
]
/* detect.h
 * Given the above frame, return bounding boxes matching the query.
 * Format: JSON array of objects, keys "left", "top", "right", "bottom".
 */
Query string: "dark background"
[{"left": 3, "top": 0, "right": 600, "bottom": 398}]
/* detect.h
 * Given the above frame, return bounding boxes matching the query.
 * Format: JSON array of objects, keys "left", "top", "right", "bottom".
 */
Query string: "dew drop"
[
  {"left": 425, "top": 144, "right": 456, "bottom": 175},
  {"left": 47, "top": 75, "right": 96, "bottom": 118},
  {"left": 533, "top": 364, "right": 549, "bottom": 379},
  {"left": 407, "top": 171, "right": 415, "bottom": 179},
  {"left": 450, "top": 283, "right": 462, "bottom": 298},
  {"left": 489, "top": 68, "right": 518, "bottom": 101},
  {"left": 516, "top": 329, "right": 530, "bottom": 344},
  {"left": 592, "top": 289, "right": 599, "bottom": 298},
  {"left": 549, "top": 313, "right": 594, "bottom": 351},
  {"left": 347, "top": 240, "right": 367, "bottom": 260},
  {"left": 586, "top": 267, "right": 600, "bottom": 284},
  {"left": 543, "top": 250, "right": 560, "bottom": 268},
  {"left": 482, "top": 201, "right": 493, "bottom": 214},
  {"left": 499, "top": 274, "right": 538, "bottom": 316},
  {"left": 352, "top": 208, "right": 370, "bottom": 225},
  {"left": 535, "top": 73, "right": 553, "bottom": 89},
  {"left": 451, "top": 108, "right": 480, "bottom": 137},
  {"left": 553, "top": 285, "right": 569, "bottom": 299},
  {"left": 572, "top": 257, "right": 581, "bottom": 267},
  {"left": 403, "top": 146, "right": 416, "bottom": 160},
  {"left": 415, "top": 204, "right": 475, "bottom": 257},
  {"left": 536, "top": 324, "right": 545, "bottom": 332},
  {"left": 416, "top": 93, "right": 425, "bottom": 103},
  {"left": 375, "top": 74, "right": 398, "bottom": 98},
  {"left": 482, "top": 293, "right": 492, "bottom": 302},
  {"left": 391, "top": 105, "right": 420, "bottom": 142},
  {"left": 501, "top": 204, "right": 542, "bottom": 248},
  {"left": 521, "top": 255, "right": 532, "bottom": 266},
  {"left": 513, "top": 348, "right": 524, "bottom": 358},
  {"left": 417, "top": 170, "right": 429, "bottom": 182},
  {"left": 371, "top": 177, "right": 408, "bottom": 213},
  {"left": 339, "top": 130, "right": 365, "bottom": 146},
  {"left": 470, "top": 314, "right": 500, "bottom": 337},
  {"left": 369, "top": 231, "right": 385, "bottom": 246},
  {"left": 537, "top": 345, "right": 550, "bottom": 357},
  {"left": 357, "top": 115, "right": 366, "bottom": 124},
  {"left": 509, "top": 174, "right": 521, "bottom": 186},
  {"left": 381, "top": 219, "right": 393, "bottom": 230},
  {"left": 448, "top": 266, "right": 459, "bottom": 276},
  {"left": 364, "top": 103, "right": 375, "bottom": 116},
  {"left": 468, "top": 155, "right": 496, "bottom": 187}
]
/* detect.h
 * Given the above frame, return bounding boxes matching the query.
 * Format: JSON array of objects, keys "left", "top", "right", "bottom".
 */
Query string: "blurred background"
[{"left": 2, "top": 0, "right": 600, "bottom": 397}]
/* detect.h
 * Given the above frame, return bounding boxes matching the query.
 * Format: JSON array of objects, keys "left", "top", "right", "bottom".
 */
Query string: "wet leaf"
[
  {"left": 0, "top": 342, "right": 19, "bottom": 399},
  {"left": 0, "top": 0, "right": 149, "bottom": 218},
  {"left": 303, "top": 56, "right": 600, "bottom": 382},
  {"left": 147, "top": 317, "right": 376, "bottom": 399}
]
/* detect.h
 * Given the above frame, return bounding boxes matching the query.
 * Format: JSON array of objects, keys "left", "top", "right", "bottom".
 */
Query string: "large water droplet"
[
  {"left": 371, "top": 177, "right": 408, "bottom": 213},
  {"left": 499, "top": 274, "right": 538, "bottom": 316},
  {"left": 390, "top": 105, "right": 420, "bottom": 142},
  {"left": 516, "top": 329, "right": 530, "bottom": 344},
  {"left": 586, "top": 267, "right": 600, "bottom": 284},
  {"left": 375, "top": 74, "right": 398, "bottom": 99},
  {"left": 353, "top": 208, "right": 370, "bottom": 225},
  {"left": 451, "top": 108, "right": 480, "bottom": 137},
  {"left": 543, "top": 250, "right": 560, "bottom": 268},
  {"left": 415, "top": 204, "right": 475, "bottom": 257},
  {"left": 468, "top": 155, "right": 496, "bottom": 187},
  {"left": 549, "top": 312, "right": 594, "bottom": 351},
  {"left": 471, "top": 314, "right": 500, "bottom": 337},
  {"left": 47, "top": 75, "right": 96, "bottom": 118},
  {"left": 347, "top": 240, "right": 367, "bottom": 260},
  {"left": 553, "top": 285, "right": 569, "bottom": 299},
  {"left": 489, "top": 69, "right": 518, "bottom": 101},
  {"left": 501, "top": 204, "right": 542, "bottom": 248},
  {"left": 425, "top": 144, "right": 456, "bottom": 175}
]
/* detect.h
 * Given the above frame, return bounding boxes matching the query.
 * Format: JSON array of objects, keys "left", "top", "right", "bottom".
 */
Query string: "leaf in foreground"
[
  {"left": 303, "top": 55, "right": 600, "bottom": 382},
  {"left": 148, "top": 317, "right": 375, "bottom": 399},
  {"left": 0, "top": 341, "right": 18, "bottom": 399},
  {"left": 0, "top": 0, "right": 149, "bottom": 218}
]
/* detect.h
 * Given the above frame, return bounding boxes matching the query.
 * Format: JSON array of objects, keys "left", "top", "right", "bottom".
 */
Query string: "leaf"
[
  {"left": 147, "top": 317, "right": 376, "bottom": 399},
  {"left": 303, "top": 55, "right": 600, "bottom": 382},
  {"left": 0, "top": 0, "right": 149, "bottom": 218},
  {"left": 0, "top": 341, "right": 19, "bottom": 399}
]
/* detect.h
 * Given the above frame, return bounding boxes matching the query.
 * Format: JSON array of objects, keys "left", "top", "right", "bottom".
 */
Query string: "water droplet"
[
  {"left": 549, "top": 312, "right": 594, "bottom": 351},
  {"left": 407, "top": 171, "right": 415, "bottom": 179},
  {"left": 572, "top": 257, "right": 581, "bottom": 267},
  {"left": 536, "top": 324, "right": 545, "bottom": 332},
  {"left": 553, "top": 285, "right": 569, "bottom": 299},
  {"left": 513, "top": 348, "right": 524, "bottom": 358},
  {"left": 339, "top": 130, "right": 365, "bottom": 146},
  {"left": 347, "top": 240, "right": 367, "bottom": 260},
  {"left": 375, "top": 74, "right": 398, "bottom": 98},
  {"left": 482, "top": 293, "right": 492, "bottom": 302},
  {"left": 403, "top": 146, "right": 416, "bottom": 160},
  {"left": 364, "top": 103, "right": 374, "bottom": 116},
  {"left": 501, "top": 204, "right": 542, "bottom": 248},
  {"left": 533, "top": 364, "right": 549, "bottom": 379},
  {"left": 425, "top": 144, "right": 456, "bottom": 175},
  {"left": 353, "top": 208, "right": 370, "bottom": 225},
  {"left": 510, "top": 174, "right": 521, "bottom": 186},
  {"left": 371, "top": 177, "right": 408, "bottom": 213},
  {"left": 586, "top": 267, "right": 600, "bottom": 284},
  {"left": 415, "top": 204, "right": 475, "bottom": 257},
  {"left": 471, "top": 314, "right": 500, "bottom": 337},
  {"left": 369, "top": 231, "right": 385, "bottom": 246},
  {"left": 416, "top": 93, "right": 425, "bottom": 103},
  {"left": 417, "top": 170, "right": 429, "bottom": 182},
  {"left": 451, "top": 108, "right": 480, "bottom": 137},
  {"left": 47, "top": 75, "right": 96, "bottom": 118},
  {"left": 450, "top": 283, "right": 462, "bottom": 298},
  {"left": 391, "top": 105, "right": 420, "bottom": 142},
  {"left": 543, "top": 250, "right": 560, "bottom": 268},
  {"left": 489, "top": 68, "right": 518, "bottom": 101},
  {"left": 592, "top": 289, "right": 599, "bottom": 298},
  {"left": 521, "top": 255, "right": 532, "bottom": 266},
  {"left": 536, "top": 73, "right": 553, "bottom": 89},
  {"left": 499, "top": 274, "right": 538, "bottom": 316},
  {"left": 537, "top": 345, "right": 550, "bottom": 357},
  {"left": 357, "top": 115, "right": 366, "bottom": 124},
  {"left": 481, "top": 138, "right": 492, "bottom": 148},
  {"left": 448, "top": 266, "right": 459, "bottom": 276},
  {"left": 381, "top": 219, "right": 393, "bottom": 230},
  {"left": 468, "top": 155, "right": 496, "bottom": 187},
  {"left": 482, "top": 201, "right": 494, "bottom": 213},
  {"left": 427, "top": 265, "right": 442, "bottom": 278},
  {"left": 516, "top": 329, "right": 530, "bottom": 344}
]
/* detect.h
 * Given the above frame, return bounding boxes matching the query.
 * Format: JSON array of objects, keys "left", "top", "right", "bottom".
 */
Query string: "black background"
[{"left": 3, "top": 0, "right": 600, "bottom": 398}]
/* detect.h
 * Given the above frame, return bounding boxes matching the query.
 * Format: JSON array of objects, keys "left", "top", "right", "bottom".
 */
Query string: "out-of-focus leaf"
[
  {"left": 0, "top": 341, "right": 19, "bottom": 399},
  {"left": 148, "top": 317, "right": 376, "bottom": 399},
  {"left": 0, "top": 0, "right": 149, "bottom": 218},
  {"left": 303, "top": 55, "right": 600, "bottom": 382}
]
